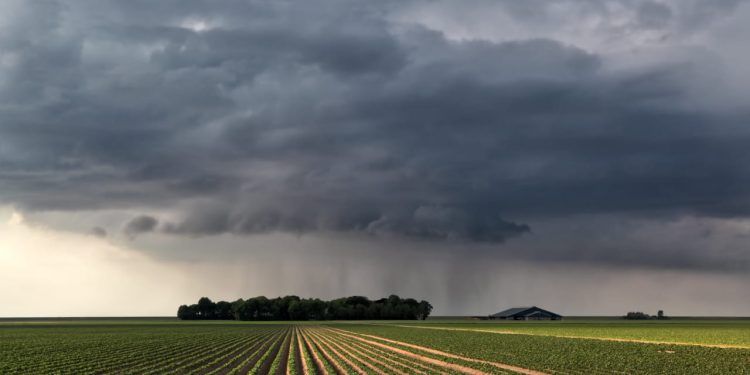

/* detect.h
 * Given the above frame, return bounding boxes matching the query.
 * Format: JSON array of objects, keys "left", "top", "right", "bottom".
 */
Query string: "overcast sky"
[{"left": 1, "top": 0, "right": 750, "bottom": 316}]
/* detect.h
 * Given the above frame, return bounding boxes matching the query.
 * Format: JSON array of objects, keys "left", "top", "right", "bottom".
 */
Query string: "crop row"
[
  {"left": 294, "top": 326, "right": 536, "bottom": 374},
  {"left": 4, "top": 322, "right": 746, "bottom": 374},
  {"left": 0, "top": 324, "right": 567, "bottom": 374},
  {"left": 336, "top": 324, "right": 750, "bottom": 375},
  {"left": 0, "top": 325, "right": 288, "bottom": 374},
  {"left": 0, "top": 325, "right": 325, "bottom": 375}
]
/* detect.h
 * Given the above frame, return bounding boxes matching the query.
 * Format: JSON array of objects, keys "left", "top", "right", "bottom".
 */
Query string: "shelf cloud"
[{"left": 1, "top": 0, "right": 750, "bottom": 275}]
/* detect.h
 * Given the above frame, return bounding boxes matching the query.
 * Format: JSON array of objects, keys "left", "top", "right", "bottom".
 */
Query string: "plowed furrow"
[
  {"left": 300, "top": 329, "right": 336, "bottom": 375},
  {"left": 224, "top": 329, "right": 286, "bottom": 375},
  {"left": 296, "top": 327, "right": 314, "bottom": 375},
  {"left": 322, "top": 330, "right": 414, "bottom": 375},
  {"left": 272, "top": 327, "right": 292, "bottom": 375},
  {"left": 332, "top": 330, "right": 448, "bottom": 375},
  {"left": 203, "top": 331, "right": 276, "bottom": 374},
  {"left": 329, "top": 327, "right": 547, "bottom": 375},
  {"left": 258, "top": 327, "right": 289, "bottom": 374},
  {"left": 325, "top": 328, "right": 488, "bottom": 374},
  {"left": 302, "top": 328, "right": 346, "bottom": 375},
  {"left": 284, "top": 328, "right": 297, "bottom": 375},
  {"left": 308, "top": 330, "right": 371, "bottom": 374},
  {"left": 314, "top": 330, "right": 393, "bottom": 374},
  {"left": 85, "top": 332, "right": 249, "bottom": 374},
  {"left": 291, "top": 328, "right": 303, "bottom": 375},
  {"left": 42, "top": 330, "right": 253, "bottom": 374},
  {"left": 140, "top": 334, "right": 250, "bottom": 374},
  {"left": 191, "top": 334, "right": 268, "bottom": 374},
  {"left": 243, "top": 327, "right": 289, "bottom": 374},
  {"left": 58, "top": 333, "right": 221, "bottom": 373}
]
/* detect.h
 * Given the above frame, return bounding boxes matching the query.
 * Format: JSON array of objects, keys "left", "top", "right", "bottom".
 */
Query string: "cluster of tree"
[
  {"left": 177, "top": 295, "right": 433, "bottom": 321},
  {"left": 623, "top": 310, "right": 667, "bottom": 320}
]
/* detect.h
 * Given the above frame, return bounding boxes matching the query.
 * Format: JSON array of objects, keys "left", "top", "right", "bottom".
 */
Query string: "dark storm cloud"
[
  {"left": 162, "top": 201, "right": 531, "bottom": 242},
  {"left": 1, "top": 0, "right": 750, "bottom": 269},
  {"left": 124, "top": 215, "right": 158, "bottom": 238}
]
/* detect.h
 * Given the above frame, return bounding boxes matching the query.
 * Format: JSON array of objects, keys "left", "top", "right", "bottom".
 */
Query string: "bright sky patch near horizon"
[{"left": 1, "top": 0, "right": 750, "bottom": 316}]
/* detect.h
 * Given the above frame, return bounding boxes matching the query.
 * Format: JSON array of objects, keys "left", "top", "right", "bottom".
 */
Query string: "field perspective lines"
[
  {"left": 2, "top": 322, "right": 747, "bottom": 374},
  {"left": 285, "top": 326, "right": 544, "bottom": 375},
  {"left": 326, "top": 327, "right": 548, "bottom": 375}
]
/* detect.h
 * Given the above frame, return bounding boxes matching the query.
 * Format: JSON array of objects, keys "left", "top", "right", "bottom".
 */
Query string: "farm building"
[{"left": 490, "top": 306, "right": 562, "bottom": 320}]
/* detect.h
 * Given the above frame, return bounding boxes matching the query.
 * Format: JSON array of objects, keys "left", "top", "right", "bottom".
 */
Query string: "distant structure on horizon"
[{"left": 489, "top": 306, "right": 562, "bottom": 320}]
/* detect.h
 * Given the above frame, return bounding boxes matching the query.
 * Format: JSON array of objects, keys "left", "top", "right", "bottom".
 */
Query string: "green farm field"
[
  {"left": 393, "top": 318, "right": 750, "bottom": 347},
  {"left": 0, "top": 318, "right": 748, "bottom": 374}
]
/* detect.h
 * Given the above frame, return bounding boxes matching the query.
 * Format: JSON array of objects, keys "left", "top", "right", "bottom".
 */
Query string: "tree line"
[
  {"left": 623, "top": 310, "right": 667, "bottom": 320},
  {"left": 177, "top": 295, "right": 433, "bottom": 321}
]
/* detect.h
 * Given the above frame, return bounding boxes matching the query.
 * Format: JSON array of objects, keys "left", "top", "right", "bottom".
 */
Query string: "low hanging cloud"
[
  {"left": 162, "top": 202, "right": 531, "bottom": 242},
  {"left": 0, "top": 0, "right": 750, "bottom": 270},
  {"left": 124, "top": 215, "right": 159, "bottom": 239}
]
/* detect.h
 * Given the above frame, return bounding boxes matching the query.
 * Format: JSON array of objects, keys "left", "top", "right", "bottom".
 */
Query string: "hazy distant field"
[
  {"left": 0, "top": 319, "right": 748, "bottom": 374},
  {"left": 396, "top": 318, "right": 750, "bottom": 347}
]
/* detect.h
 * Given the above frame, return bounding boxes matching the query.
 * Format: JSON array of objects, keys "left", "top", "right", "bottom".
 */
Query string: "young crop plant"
[
  {"left": 307, "top": 329, "right": 369, "bottom": 374},
  {"left": 2, "top": 320, "right": 748, "bottom": 374},
  {"left": 320, "top": 330, "right": 397, "bottom": 374},
  {"left": 305, "top": 329, "right": 350, "bottom": 374},
  {"left": 141, "top": 334, "right": 251, "bottom": 374},
  {"left": 269, "top": 327, "right": 293, "bottom": 375},
  {"left": 296, "top": 327, "right": 318, "bottom": 375},
  {"left": 238, "top": 327, "right": 289, "bottom": 375},
  {"left": 227, "top": 328, "right": 287, "bottom": 375},
  {"left": 334, "top": 323, "right": 750, "bottom": 375},
  {"left": 203, "top": 331, "right": 280, "bottom": 374},
  {"left": 328, "top": 329, "right": 427, "bottom": 374},
  {"left": 286, "top": 328, "right": 299, "bottom": 375},
  {"left": 300, "top": 327, "right": 337, "bottom": 374}
]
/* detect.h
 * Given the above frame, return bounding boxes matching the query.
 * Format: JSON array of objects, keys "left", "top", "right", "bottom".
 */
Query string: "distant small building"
[{"left": 490, "top": 306, "right": 562, "bottom": 320}]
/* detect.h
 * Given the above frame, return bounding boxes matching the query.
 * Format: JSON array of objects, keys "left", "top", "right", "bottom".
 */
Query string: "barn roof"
[
  {"left": 492, "top": 307, "right": 534, "bottom": 317},
  {"left": 491, "top": 306, "right": 562, "bottom": 318}
]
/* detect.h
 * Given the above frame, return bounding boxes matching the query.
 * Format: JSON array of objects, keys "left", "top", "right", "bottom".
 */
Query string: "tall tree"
[
  {"left": 417, "top": 300, "right": 433, "bottom": 320},
  {"left": 177, "top": 295, "right": 432, "bottom": 321},
  {"left": 197, "top": 297, "right": 216, "bottom": 319}
]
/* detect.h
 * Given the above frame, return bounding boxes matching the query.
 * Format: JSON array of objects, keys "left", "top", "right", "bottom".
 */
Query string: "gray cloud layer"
[
  {"left": 1, "top": 0, "right": 750, "bottom": 270},
  {"left": 124, "top": 215, "right": 159, "bottom": 239}
]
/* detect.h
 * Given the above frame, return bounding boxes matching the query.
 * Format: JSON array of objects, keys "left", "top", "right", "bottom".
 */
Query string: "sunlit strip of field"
[{"left": 387, "top": 319, "right": 750, "bottom": 347}]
